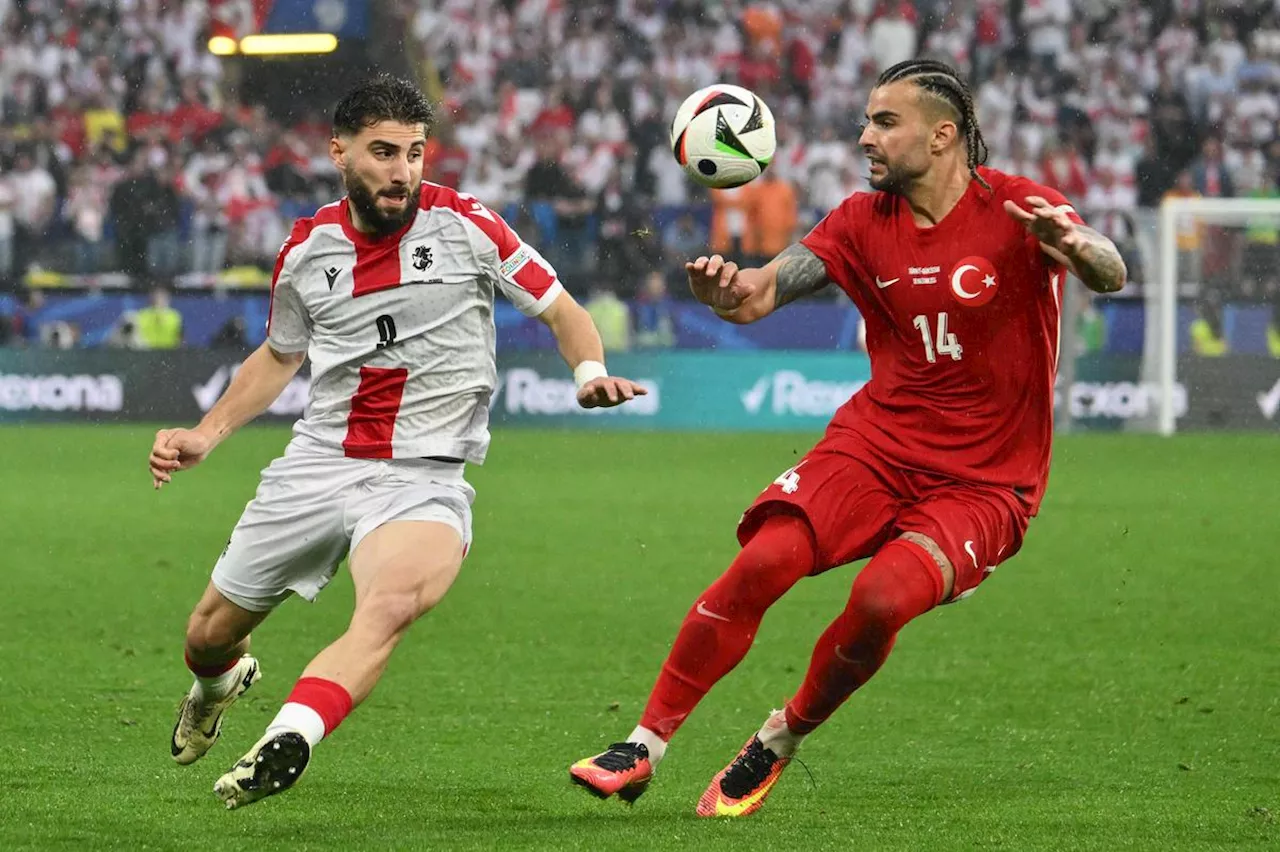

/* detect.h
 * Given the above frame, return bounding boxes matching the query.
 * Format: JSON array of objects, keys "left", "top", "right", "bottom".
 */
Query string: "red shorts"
[{"left": 738, "top": 429, "right": 1031, "bottom": 601}]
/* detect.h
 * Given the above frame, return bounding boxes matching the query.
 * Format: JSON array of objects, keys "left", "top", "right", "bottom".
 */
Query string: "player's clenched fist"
[
  {"left": 577, "top": 376, "right": 649, "bottom": 409},
  {"left": 686, "top": 254, "right": 756, "bottom": 314},
  {"left": 149, "top": 427, "right": 214, "bottom": 489}
]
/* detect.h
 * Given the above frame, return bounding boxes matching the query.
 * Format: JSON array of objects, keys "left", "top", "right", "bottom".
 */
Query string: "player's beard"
[
  {"left": 868, "top": 157, "right": 928, "bottom": 196},
  {"left": 344, "top": 166, "right": 421, "bottom": 236}
]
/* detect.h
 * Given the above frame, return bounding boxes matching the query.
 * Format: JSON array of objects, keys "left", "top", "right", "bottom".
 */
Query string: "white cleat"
[
  {"left": 170, "top": 655, "right": 261, "bottom": 766},
  {"left": 213, "top": 731, "right": 311, "bottom": 810}
]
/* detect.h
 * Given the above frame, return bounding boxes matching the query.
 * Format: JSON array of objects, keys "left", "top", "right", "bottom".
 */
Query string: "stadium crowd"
[{"left": 1, "top": 0, "right": 1280, "bottom": 351}]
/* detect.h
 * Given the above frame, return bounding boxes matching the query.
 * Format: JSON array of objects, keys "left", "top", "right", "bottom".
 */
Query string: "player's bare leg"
[
  {"left": 571, "top": 514, "right": 816, "bottom": 802},
  {"left": 214, "top": 520, "right": 463, "bottom": 809},
  {"left": 696, "top": 533, "right": 952, "bottom": 817},
  {"left": 172, "top": 583, "right": 271, "bottom": 765}
]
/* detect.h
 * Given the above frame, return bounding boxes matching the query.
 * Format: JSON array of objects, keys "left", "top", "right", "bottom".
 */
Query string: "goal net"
[{"left": 1147, "top": 198, "right": 1280, "bottom": 434}]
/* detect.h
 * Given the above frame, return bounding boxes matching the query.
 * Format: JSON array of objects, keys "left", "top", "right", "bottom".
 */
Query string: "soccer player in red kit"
[{"left": 570, "top": 59, "right": 1127, "bottom": 817}]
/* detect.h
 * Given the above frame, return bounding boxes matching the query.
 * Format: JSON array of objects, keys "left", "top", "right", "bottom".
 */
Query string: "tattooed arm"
[
  {"left": 1038, "top": 224, "right": 1128, "bottom": 294},
  {"left": 1003, "top": 196, "right": 1127, "bottom": 294},
  {"left": 685, "top": 243, "right": 830, "bottom": 325}
]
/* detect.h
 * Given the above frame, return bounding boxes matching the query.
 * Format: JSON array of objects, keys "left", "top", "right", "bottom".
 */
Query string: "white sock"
[
  {"left": 757, "top": 710, "right": 805, "bottom": 759},
  {"left": 265, "top": 702, "right": 327, "bottom": 748},
  {"left": 627, "top": 725, "right": 668, "bottom": 766},
  {"left": 191, "top": 662, "right": 243, "bottom": 703}
]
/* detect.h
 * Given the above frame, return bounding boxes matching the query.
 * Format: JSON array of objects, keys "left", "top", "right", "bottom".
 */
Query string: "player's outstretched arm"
[
  {"left": 687, "top": 243, "right": 829, "bottom": 325},
  {"left": 536, "top": 291, "right": 649, "bottom": 409},
  {"left": 1004, "top": 195, "right": 1127, "bottom": 294},
  {"left": 149, "top": 342, "right": 306, "bottom": 489}
]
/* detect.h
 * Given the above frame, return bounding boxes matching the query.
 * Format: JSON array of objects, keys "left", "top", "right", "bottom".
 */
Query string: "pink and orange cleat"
[
  {"left": 696, "top": 733, "right": 792, "bottom": 818},
  {"left": 569, "top": 742, "right": 654, "bottom": 803}
]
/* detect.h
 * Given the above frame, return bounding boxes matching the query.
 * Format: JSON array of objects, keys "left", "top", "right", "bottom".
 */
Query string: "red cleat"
[{"left": 569, "top": 742, "right": 653, "bottom": 803}]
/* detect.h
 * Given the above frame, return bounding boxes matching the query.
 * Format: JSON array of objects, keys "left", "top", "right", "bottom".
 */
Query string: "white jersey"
[{"left": 266, "top": 182, "right": 562, "bottom": 463}]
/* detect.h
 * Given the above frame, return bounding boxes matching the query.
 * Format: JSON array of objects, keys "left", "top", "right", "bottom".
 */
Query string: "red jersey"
[{"left": 800, "top": 166, "right": 1082, "bottom": 513}]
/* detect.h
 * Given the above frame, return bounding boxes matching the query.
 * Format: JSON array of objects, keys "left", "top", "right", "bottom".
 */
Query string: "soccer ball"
[{"left": 670, "top": 84, "right": 776, "bottom": 189}]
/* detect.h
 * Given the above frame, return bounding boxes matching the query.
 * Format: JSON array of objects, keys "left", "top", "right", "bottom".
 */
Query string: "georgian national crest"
[{"left": 412, "top": 245, "right": 433, "bottom": 271}]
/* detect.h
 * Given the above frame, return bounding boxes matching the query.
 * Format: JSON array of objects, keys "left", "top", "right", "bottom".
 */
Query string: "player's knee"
[
  {"left": 184, "top": 610, "right": 240, "bottom": 659},
  {"left": 353, "top": 592, "right": 424, "bottom": 642},
  {"left": 845, "top": 540, "right": 944, "bottom": 633},
  {"left": 845, "top": 569, "right": 906, "bottom": 632},
  {"left": 737, "top": 512, "right": 817, "bottom": 580}
]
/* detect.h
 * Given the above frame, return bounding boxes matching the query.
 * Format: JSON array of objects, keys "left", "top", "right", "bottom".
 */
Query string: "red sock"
[
  {"left": 285, "top": 677, "right": 354, "bottom": 737},
  {"left": 639, "top": 513, "right": 816, "bottom": 740},
  {"left": 785, "top": 538, "right": 944, "bottom": 734},
  {"left": 185, "top": 650, "right": 238, "bottom": 678}
]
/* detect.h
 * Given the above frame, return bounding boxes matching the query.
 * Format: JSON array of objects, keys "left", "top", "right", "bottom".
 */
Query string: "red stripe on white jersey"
[
  {"left": 419, "top": 182, "right": 520, "bottom": 257},
  {"left": 352, "top": 238, "right": 404, "bottom": 297},
  {"left": 418, "top": 182, "right": 555, "bottom": 299},
  {"left": 343, "top": 366, "right": 409, "bottom": 459},
  {"left": 512, "top": 256, "right": 556, "bottom": 298}
]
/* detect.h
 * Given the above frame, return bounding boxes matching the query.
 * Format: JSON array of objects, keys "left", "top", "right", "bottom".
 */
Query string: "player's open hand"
[
  {"left": 686, "top": 254, "right": 755, "bottom": 314},
  {"left": 149, "top": 428, "right": 214, "bottom": 489},
  {"left": 577, "top": 376, "right": 648, "bottom": 409},
  {"left": 1003, "top": 195, "right": 1087, "bottom": 258}
]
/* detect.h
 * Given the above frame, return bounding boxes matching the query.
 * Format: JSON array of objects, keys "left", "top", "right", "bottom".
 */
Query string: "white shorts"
[{"left": 211, "top": 440, "right": 475, "bottom": 612}]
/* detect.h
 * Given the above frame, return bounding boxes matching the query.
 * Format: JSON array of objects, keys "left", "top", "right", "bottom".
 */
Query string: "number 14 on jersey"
[{"left": 913, "top": 312, "right": 963, "bottom": 363}]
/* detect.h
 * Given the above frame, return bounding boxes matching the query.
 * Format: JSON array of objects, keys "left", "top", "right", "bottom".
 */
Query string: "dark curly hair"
[{"left": 332, "top": 73, "right": 435, "bottom": 137}]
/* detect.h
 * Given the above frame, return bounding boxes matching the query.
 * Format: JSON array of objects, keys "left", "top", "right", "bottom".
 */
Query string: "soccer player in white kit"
[{"left": 148, "top": 75, "right": 647, "bottom": 809}]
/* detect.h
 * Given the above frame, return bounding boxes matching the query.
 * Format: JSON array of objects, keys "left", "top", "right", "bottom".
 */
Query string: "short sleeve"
[
  {"left": 459, "top": 193, "right": 564, "bottom": 317},
  {"left": 266, "top": 243, "right": 311, "bottom": 354}
]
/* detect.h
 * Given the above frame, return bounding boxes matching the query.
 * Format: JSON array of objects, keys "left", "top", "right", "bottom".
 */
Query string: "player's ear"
[
  {"left": 329, "top": 135, "right": 347, "bottom": 170},
  {"left": 931, "top": 120, "right": 957, "bottom": 156}
]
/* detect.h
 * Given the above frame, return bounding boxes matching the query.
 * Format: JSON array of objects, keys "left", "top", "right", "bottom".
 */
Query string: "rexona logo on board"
[
  {"left": 740, "top": 371, "right": 865, "bottom": 417},
  {"left": 0, "top": 373, "right": 123, "bottom": 412},
  {"left": 1055, "top": 380, "right": 1188, "bottom": 419},
  {"left": 193, "top": 365, "right": 310, "bottom": 416},
  {"left": 495, "top": 368, "right": 660, "bottom": 416}
]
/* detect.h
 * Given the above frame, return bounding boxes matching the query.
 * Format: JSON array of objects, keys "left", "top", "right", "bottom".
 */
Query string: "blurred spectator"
[
  {"left": 211, "top": 316, "right": 249, "bottom": 349},
  {"left": 595, "top": 170, "right": 649, "bottom": 295},
  {"left": 9, "top": 149, "right": 57, "bottom": 280},
  {"left": 0, "top": 169, "right": 13, "bottom": 286},
  {"left": 109, "top": 152, "right": 173, "bottom": 278},
  {"left": 133, "top": 287, "right": 183, "bottom": 350},
  {"left": 1135, "top": 137, "right": 1174, "bottom": 209},
  {"left": 662, "top": 212, "right": 709, "bottom": 270},
  {"left": 65, "top": 165, "right": 111, "bottom": 274},
  {"left": 634, "top": 270, "right": 677, "bottom": 350},
  {"left": 147, "top": 162, "right": 184, "bottom": 280},
  {"left": 10, "top": 290, "right": 46, "bottom": 346},
  {"left": 1163, "top": 170, "right": 1203, "bottom": 284},
  {"left": 868, "top": 2, "right": 919, "bottom": 71},
  {"left": 749, "top": 169, "right": 799, "bottom": 265},
  {"left": 1190, "top": 137, "right": 1236, "bottom": 200},
  {"left": 710, "top": 183, "right": 755, "bottom": 260},
  {"left": 1190, "top": 292, "right": 1228, "bottom": 357},
  {"left": 1269, "top": 298, "right": 1280, "bottom": 358},
  {"left": 584, "top": 285, "right": 631, "bottom": 353},
  {"left": 424, "top": 121, "right": 469, "bottom": 189}
]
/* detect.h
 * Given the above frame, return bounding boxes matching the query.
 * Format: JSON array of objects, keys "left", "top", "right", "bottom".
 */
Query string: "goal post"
[{"left": 1156, "top": 196, "right": 1280, "bottom": 435}]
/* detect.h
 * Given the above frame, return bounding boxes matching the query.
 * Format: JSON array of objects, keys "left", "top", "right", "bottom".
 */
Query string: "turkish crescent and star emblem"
[{"left": 948, "top": 256, "right": 998, "bottom": 307}]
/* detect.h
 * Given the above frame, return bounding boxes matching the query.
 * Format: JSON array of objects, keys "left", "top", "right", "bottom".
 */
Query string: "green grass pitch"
[{"left": 1, "top": 426, "right": 1276, "bottom": 850}]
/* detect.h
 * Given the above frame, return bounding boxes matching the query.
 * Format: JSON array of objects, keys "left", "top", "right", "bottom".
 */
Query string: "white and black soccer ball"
[{"left": 670, "top": 84, "right": 776, "bottom": 189}]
